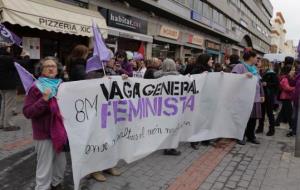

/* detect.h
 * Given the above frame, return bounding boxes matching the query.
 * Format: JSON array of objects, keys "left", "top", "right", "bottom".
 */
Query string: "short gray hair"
[
  {"left": 35, "top": 56, "right": 63, "bottom": 78},
  {"left": 161, "top": 58, "right": 177, "bottom": 72}
]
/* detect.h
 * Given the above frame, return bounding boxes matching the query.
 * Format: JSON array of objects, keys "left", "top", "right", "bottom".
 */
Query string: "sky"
[{"left": 270, "top": 0, "right": 300, "bottom": 46}]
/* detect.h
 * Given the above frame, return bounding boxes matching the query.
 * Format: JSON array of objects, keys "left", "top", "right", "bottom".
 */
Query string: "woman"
[
  {"left": 23, "top": 57, "right": 67, "bottom": 190},
  {"left": 115, "top": 50, "right": 133, "bottom": 77},
  {"left": 67, "top": 44, "right": 89, "bottom": 81},
  {"left": 223, "top": 54, "right": 240, "bottom": 73},
  {"left": 256, "top": 59, "right": 279, "bottom": 136},
  {"left": 276, "top": 65, "right": 295, "bottom": 137},
  {"left": 232, "top": 49, "right": 264, "bottom": 145},
  {"left": 291, "top": 67, "right": 300, "bottom": 137},
  {"left": 132, "top": 53, "right": 146, "bottom": 78},
  {"left": 190, "top": 54, "right": 214, "bottom": 149},
  {"left": 144, "top": 58, "right": 161, "bottom": 79},
  {"left": 154, "top": 58, "right": 181, "bottom": 156}
]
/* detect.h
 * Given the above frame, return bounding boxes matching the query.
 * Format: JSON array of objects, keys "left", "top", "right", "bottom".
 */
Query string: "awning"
[
  {"left": 108, "top": 27, "right": 153, "bottom": 43},
  {"left": 0, "top": 0, "right": 108, "bottom": 37}
]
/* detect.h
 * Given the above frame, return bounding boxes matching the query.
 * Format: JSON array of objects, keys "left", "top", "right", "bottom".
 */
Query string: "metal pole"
[{"left": 295, "top": 95, "right": 300, "bottom": 157}]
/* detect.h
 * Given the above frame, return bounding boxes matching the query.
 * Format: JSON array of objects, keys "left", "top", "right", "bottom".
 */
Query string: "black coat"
[
  {"left": 190, "top": 65, "right": 212, "bottom": 74},
  {"left": 262, "top": 70, "right": 279, "bottom": 97},
  {"left": 0, "top": 51, "right": 17, "bottom": 90},
  {"left": 144, "top": 68, "right": 158, "bottom": 79},
  {"left": 68, "top": 58, "right": 86, "bottom": 81},
  {"left": 184, "top": 64, "right": 194, "bottom": 75}
]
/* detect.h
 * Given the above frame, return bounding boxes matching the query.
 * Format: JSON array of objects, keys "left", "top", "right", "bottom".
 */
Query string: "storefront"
[
  {"left": 0, "top": 0, "right": 107, "bottom": 64},
  {"left": 99, "top": 8, "right": 152, "bottom": 53},
  {"left": 152, "top": 25, "right": 181, "bottom": 59},
  {"left": 205, "top": 40, "right": 221, "bottom": 63},
  {"left": 183, "top": 34, "right": 204, "bottom": 61}
]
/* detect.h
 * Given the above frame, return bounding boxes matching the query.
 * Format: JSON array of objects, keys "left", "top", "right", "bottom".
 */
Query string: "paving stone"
[
  {"left": 225, "top": 180, "right": 237, "bottom": 188},
  {"left": 211, "top": 182, "right": 224, "bottom": 190}
]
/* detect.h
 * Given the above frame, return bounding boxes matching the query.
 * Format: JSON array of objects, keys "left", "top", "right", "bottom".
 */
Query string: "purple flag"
[
  {"left": 0, "top": 24, "right": 22, "bottom": 47},
  {"left": 86, "top": 21, "right": 111, "bottom": 73},
  {"left": 86, "top": 56, "right": 102, "bottom": 73},
  {"left": 14, "top": 62, "right": 35, "bottom": 94}
]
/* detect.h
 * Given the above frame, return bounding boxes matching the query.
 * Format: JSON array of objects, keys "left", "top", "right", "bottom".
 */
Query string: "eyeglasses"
[{"left": 117, "top": 55, "right": 125, "bottom": 59}]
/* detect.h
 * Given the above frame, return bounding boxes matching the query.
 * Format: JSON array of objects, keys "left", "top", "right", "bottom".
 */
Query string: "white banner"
[{"left": 57, "top": 73, "right": 256, "bottom": 190}]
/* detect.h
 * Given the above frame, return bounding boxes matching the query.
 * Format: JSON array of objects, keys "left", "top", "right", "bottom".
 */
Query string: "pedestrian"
[
  {"left": 23, "top": 57, "right": 67, "bottom": 190},
  {"left": 232, "top": 48, "right": 264, "bottom": 145},
  {"left": 184, "top": 57, "right": 196, "bottom": 75},
  {"left": 0, "top": 44, "right": 20, "bottom": 131},
  {"left": 144, "top": 57, "right": 161, "bottom": 79},
  {"left": 256, "top": 58, "right": 279, "bottom": 136},
  {"left": 223, "top": 54, "right": 240, "bottom": 73},
  {"left": 66, "top": 44, "right": 89, "bottom": 81},
  {"left": 86, "top": 50, "right": 122, "bottom": 182},
  {"left": 190, "top": 54, "right": 214, "bottom": 149},
  {"left": 291, "top": 65, "right": 300, "bottom": 137},
  {"left": 132, "top": 53, "right": 146, "bottom": 78},
  {"left": 275, "top": 65, "right": 295, "bottom": 136},
  {"left": 115, "top": 50, "right": 133, "bottom": 77},
  {"left": 153, "top": 58, "right": 181, "bottom": 156},
  {"left": 213, "top": 62, "right": 223, "bottom": 72}
]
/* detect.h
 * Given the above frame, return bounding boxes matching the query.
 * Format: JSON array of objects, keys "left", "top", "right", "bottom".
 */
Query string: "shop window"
[
  {"left": 56, "top": 0, "right": 88, "bottom": 8},
  {"left": 152, "top": 43, "right": 177, "bottom": 59}
]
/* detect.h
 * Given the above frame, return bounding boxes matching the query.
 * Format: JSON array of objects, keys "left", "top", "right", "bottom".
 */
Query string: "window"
[
  {"left": 227, "top": 18, "right": 232, "bottom": 29},
  {"left": 219, "top": 13, "right": 226, "bottom": 26},
  {"left": 213, "top": 9, "right": 219, "bottom": 23},
  {"left": 197, "top": 1, "right": 203, "bottom": 14},
  {"left": 203, "top": 2, "right": 212, "bottom": 19}
]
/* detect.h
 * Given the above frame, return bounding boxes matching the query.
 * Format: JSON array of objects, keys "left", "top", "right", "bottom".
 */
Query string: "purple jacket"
[
  {"left": 117, "top": 61, "right": 133, "bottom": 77},
  {"left": 232, "top": 64, "right": 264, "bottom": 103},
  {"left": 293, "top": 73, "right": 300, "bottom": 107},
  {"left": 23, "top": 85, "right": 52, "bottom": 140},
  {"left": 23, "top": 85, "right": 67, "bottom": 153}
]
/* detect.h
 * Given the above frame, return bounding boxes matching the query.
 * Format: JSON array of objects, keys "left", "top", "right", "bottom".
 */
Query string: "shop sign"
[
  {"left": 107, "top": 10, "right": 147, "bottom": 34},
  {"left": 159, "top": 25, "right": 179, "bottom": 40},
  {"left": 191, "top": 11, "right": 212, "bottom": 27},
  {"left": 188, "top": 34, "right": 204, "bottom": 47},
  {"left": 39, "top": 17, "right": 91, "bottom": 35},
  {"left": 206, "top": 40, "right": 221, "bottom": 51}
]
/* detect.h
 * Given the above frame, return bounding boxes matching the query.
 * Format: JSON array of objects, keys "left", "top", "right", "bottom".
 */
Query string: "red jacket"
[
  {"left": 23, "top": 85, "right": 67, "bottom": 152},
  {"left": 280, "top": 76, "right": 295, "bottom": 100}
]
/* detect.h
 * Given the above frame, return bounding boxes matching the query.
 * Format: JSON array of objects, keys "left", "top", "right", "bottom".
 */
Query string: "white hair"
[{"left": 161, "top": 58, "right": 177, "bottom": 72}]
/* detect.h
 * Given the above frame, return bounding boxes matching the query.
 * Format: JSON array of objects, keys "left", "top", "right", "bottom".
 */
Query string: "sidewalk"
[{"left": 0, "top": 95, "right": 33, "bottom": 160}]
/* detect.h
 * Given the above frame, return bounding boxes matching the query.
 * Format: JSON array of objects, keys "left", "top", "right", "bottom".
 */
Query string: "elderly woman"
[
  {"left": 23, "top": 57, "right": 67, "bottom": 190},
  {"left": 154, "top": 58, "right": 181, "bottom": 156}
]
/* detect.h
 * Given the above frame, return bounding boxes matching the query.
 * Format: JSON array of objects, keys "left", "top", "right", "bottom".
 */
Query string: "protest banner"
[{"left": 57, "top": 73, "right": 256, "bottom": 190}]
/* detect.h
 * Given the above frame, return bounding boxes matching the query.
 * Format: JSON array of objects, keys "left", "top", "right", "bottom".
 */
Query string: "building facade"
[
  {"left": 0, "top": 0, "right": 273, "bottom": 64},
  {"left": 270, "top": 12, "right": 286, "bottom": 53},
  {"left": 93, "top": 0, "right": 273, "bottom": 62},
  {"left": 270, "top": 12, "right": 296, "bottom": 56}
]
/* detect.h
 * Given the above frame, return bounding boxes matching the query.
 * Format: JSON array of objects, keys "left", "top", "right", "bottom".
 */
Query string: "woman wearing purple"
[
  {"left": 115, "top": 50, "right": 133, "bottom": 77},
  {"left": 23, "top": 57, "right": 67, "bottom": 190},
  {"left": 232, "top": 48, "right": 264, "bottom": 145}
]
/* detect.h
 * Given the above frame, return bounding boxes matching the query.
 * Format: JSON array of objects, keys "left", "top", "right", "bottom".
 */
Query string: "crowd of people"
[{"left": 0, "top": 43, "right": 300, "bottom": 190}]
